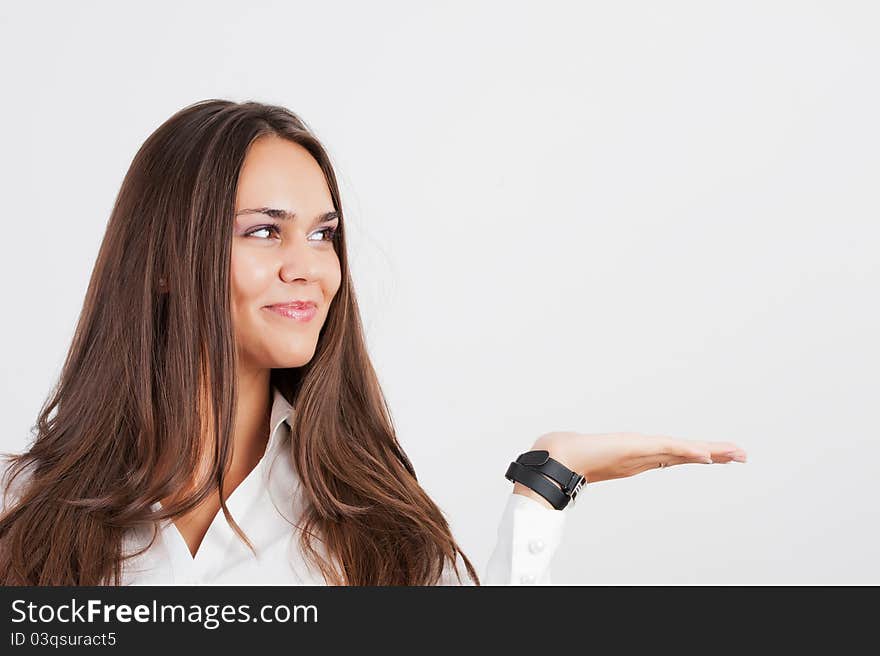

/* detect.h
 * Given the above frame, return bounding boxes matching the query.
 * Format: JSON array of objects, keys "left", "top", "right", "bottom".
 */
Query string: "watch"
[{"left": 504, "top": 449, "right": 587, "bottom": 510}]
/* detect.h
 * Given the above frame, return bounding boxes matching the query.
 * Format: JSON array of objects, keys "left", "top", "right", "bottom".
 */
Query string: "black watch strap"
[
  {"left": 517, "top": 450, "right": 584, "bottom": 492},
  {"left": 504, "top": 449, "right": 587, "bottom": 510},
  {"left": 505, "top": 461, "right": 571, "bottom": 510}
]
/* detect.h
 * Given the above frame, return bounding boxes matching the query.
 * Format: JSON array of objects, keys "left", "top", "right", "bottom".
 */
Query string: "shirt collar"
[
  {"left": 267, "top": 384, "right": 294, "bottom": 453},
  {"left": 149, "top": 385, "right": 294, "bottom": 514}
]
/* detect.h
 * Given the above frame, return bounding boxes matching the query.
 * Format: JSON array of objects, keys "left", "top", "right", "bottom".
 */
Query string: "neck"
[
  {"left": 165, "top": 364, "right": 273, "bottom": 507},
  {"left": 229, "top": 364, "right": 273, "bottom": 476}
]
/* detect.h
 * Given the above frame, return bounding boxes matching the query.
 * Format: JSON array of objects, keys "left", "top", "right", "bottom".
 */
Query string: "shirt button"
[
  {"left": 520, "top": 574, "right": 537, "bottom": 584},
  {"left": 528, "top": 539, "right": 545, "bottom": 554}
]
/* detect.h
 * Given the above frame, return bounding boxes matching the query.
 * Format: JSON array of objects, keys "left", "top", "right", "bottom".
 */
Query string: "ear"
[{"left": 158, "top": 276, "right": 169, "bottom": 293}]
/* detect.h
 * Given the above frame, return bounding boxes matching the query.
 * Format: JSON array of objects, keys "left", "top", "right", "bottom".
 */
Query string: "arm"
[
  {"left": 436, "top": 431, "right": 746, "bottom": 585},
  {"left": 435, "top": 492, "right": 568, "bottom": 586},
  {"left": 436, "top": 437, "right": 573, "bottom": 586},
  {"left": 484, "top": 436, "right": 573, "bottom": 583}
]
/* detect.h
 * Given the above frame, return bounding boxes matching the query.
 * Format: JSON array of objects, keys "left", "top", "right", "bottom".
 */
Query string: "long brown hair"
[{"left": 0, "top": 99, "right": 479, "bottom": 586}]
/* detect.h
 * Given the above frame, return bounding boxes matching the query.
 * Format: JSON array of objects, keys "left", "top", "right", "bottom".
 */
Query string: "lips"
[
  {"left": 266, "top": 301, "right": 317, "bottom": 310},
  {"left": 264, "top": 301, "right": 318, "bottom": 322}
]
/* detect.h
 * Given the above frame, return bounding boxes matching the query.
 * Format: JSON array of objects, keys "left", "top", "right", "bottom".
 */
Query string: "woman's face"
[{"left": 231, "top": 135, "right": 341, "bottom": 373}]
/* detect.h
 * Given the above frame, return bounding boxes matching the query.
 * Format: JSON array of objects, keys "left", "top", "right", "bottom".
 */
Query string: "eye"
[
  {"left": 244, "top": 224, "right": 280, "bottom": 239},
  {"left": 243, "top": 224, "right": 339, "bottom": 242},
  {"left": 310, "top": 226, "right": 339, "bottom": 242}
]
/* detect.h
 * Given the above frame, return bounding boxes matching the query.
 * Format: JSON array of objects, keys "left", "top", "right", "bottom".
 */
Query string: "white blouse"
[{"left": 3, "top": 386, "right": 570, "bottom": 585}]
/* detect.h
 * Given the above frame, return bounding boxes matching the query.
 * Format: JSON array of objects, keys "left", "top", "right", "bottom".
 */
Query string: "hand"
[{"left": 534, "top": 431, "right": 747, "bottom": 485}]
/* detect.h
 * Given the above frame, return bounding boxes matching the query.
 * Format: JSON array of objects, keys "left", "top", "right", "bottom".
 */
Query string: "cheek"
[
  {"left": 230, "top": 249, "right": 273, "bottom": 317},
  {"left": 325, "top": 255, "right": 343, "bottom": 300}
]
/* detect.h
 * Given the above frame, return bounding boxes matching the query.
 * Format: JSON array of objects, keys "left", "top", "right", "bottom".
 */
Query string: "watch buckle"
[{"left": 566, "top": 474, "right": 586, "bottom": 506}]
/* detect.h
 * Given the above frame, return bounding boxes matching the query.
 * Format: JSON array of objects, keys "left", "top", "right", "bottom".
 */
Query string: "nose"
[{"left": 278, "top": 233, "right": 324, "bottom": 284}]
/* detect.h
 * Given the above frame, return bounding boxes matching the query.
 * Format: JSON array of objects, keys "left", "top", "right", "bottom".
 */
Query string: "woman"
[{"left": 0, "top": 99, "right": 746, "bottom": 586}]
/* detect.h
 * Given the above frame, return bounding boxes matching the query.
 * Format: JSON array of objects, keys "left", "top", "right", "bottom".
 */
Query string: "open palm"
[{"left": 534, "top": 431, "right": 748, "bottom": 484}]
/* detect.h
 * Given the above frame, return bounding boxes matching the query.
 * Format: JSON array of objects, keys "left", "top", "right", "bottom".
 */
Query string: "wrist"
[
  {"left": 512, "top": 481, "right": 555, "bottom": 510},
  {"left": 508, "top": 437, "right": 586, "bottom": 510}
]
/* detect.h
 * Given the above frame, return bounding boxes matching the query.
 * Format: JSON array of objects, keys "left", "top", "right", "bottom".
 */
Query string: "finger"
[
  {"left": 706, "top": 443, "right": 748, "bottom": 462},
  {"left": 695, "top": 440, "right": 745, "bottom": 455},
  {"left": 633, "top": 454, "right": 710, "bottom": 468},
  {"left": 633, "top": 456, "right": 697, "bottom": 475},
  {"left": 647, "top": 436, "right": 713, "bottom": 462},
  {"left": 654, "top": 436, "right": 747, "bottom": 463},
  {"left": 636, "top": 452, "right": 746, "bottom": 470}
]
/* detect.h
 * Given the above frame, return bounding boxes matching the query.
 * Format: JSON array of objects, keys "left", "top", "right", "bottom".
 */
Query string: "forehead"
[{"left": 235, "top": 135, "right": 333, "bottom": 210}]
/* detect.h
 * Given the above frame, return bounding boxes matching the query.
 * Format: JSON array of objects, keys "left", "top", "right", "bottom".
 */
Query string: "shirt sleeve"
[{"left": 436, "top": 492, "right": 569, "bottom": 586}]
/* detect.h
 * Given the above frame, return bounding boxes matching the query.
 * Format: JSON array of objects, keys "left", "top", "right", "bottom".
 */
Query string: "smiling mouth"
[{"left": 264, "top": 304, "right": 317, "bottom": 322}]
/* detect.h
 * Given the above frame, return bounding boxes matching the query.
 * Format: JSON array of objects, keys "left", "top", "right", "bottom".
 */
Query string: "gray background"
[{"left": 1, "top": 1, "right": 876, "bottom": 583}]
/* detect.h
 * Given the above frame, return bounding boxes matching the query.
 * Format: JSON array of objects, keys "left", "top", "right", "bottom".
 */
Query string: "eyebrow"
[{"left": 234, "top": 207, "right": 340, "bottom": 224}]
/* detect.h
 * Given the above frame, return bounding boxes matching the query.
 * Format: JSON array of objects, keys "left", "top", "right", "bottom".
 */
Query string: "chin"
[{"left": 272, "top": 349, "right": 317, "bottom": 369}]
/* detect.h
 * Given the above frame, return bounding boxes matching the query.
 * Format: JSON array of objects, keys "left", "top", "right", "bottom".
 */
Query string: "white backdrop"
[{"left": 1, "top": 1, "right": 876, "bottom": 584}]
